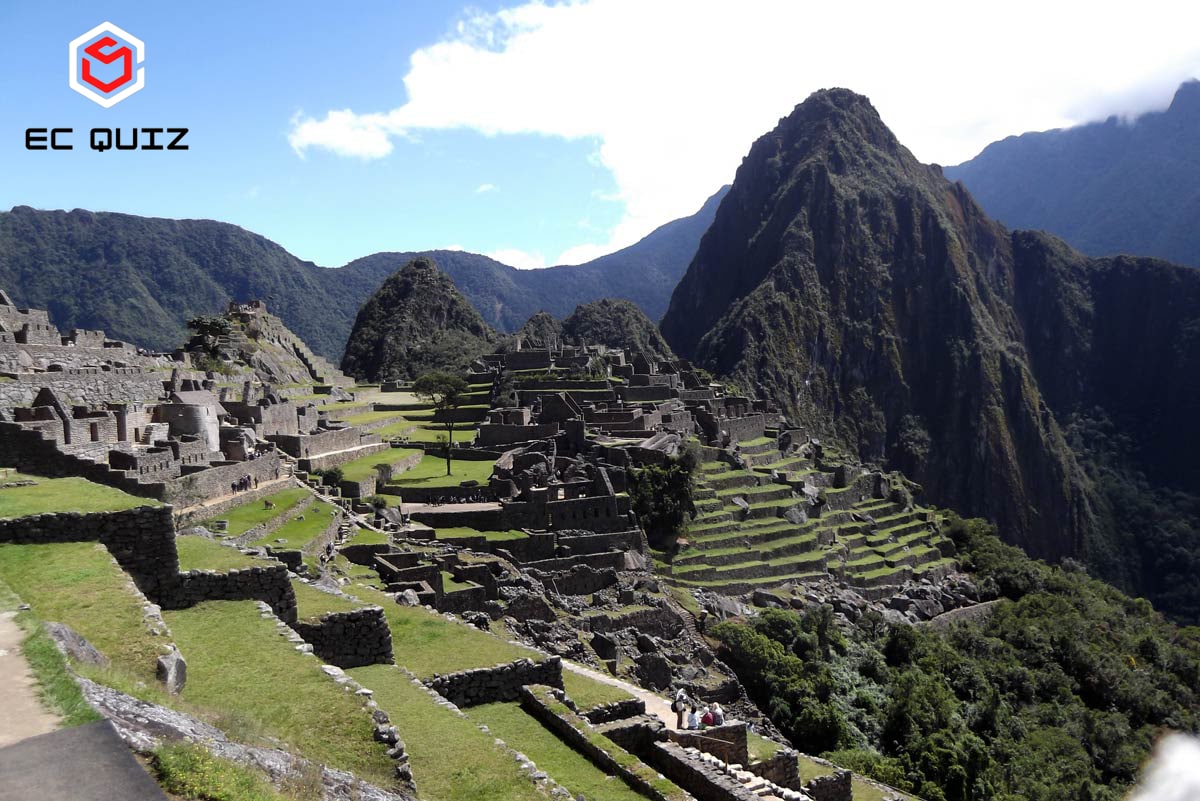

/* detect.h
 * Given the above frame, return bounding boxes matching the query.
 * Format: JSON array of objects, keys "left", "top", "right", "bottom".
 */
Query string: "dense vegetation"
[
  {"left": 658, "top": 88, "right": 1200, "bottom": 623},
  {"left": 947, "top": 80, "right": 1200, "bottom": 268},
  {"left": 0, "top": 188, "right": 724, "bottom": 359},
  {"left": 561, "top": 299, "right": 675, "bottom": 359},
  {"left": 711, "top": 516, "right": 1200, "bottom": 801},
  {"left": 340, "top": 257, "right": 496, "bottom": 382},
  {"left": 628, "top": 443, "right": 699, "bottom": 548}
]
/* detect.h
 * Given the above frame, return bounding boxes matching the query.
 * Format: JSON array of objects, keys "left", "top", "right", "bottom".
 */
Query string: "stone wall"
[
  {"left": 518, "top": 686, "right": 680, "bottom": 801},
  {"left": 805, "top": 771, "right": 852, "bottom": 801},
  {"left": 300, "top": 441, "right": 389, "bottom": 474},
  {"left": 291, "top": 607, "right": 393, "bottom": 668},
  {"left": 173, "top": 478, "right": 298, "bottom": 529},
  {"left": 588, "top": 607, "right": 683, "bottom": 638},
  {"left": 477, "top": 423, "right": 561, "bottom": 448},
  {"left": 160, "top": 452, "right": 282, "bottom": 509},
  {"left": 580, "top": 697, "right": 646, "bottom": 724},
  {"left": 644, "top": 741, "right": 765, "bottom": 801},
  {"left": 270, "top": 426, "right": 364, "bottom": 459},
  {"left": 0, "top": 505, "right": 179, "bottom": 599},
  {"left": 722, "top": 414, "right": 766, "bottom": 445},
  {"left": 434, "top": 584, "right": 488, "bottom": 614},
  {"left": 425, "top": 656, "right": 562, "bottom": 707},
  {"left": 547, "top": 494, "right": 631, "bottom": 532},
  {"left": 0, "top": 370, "right": 166, "bottom": 407},
  {"left": 747, "top": 748, "right": 801, "bottom": 791},
  {"left": 528, "top": 564, "right": 619, "bottom": 596},
  {"left": 669, "top": 723, "right": 748, "bottom": 766},
  {"left": 339, "top": 450, "right": 422, "bottom": 498},
  {"left": 167, "top": 565, "right": 297, "bottom": 624}
]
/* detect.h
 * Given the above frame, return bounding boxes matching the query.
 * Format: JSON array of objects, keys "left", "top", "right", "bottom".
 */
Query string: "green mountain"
[
  {"left": 0, "top": 186, "right": 725, "bottom": 361},
  {"left": 946, "top": 80, "right": 1200, "bottom": 267},
  {"left": 660, "top": 88, "right": 1200, "bottom": 623},
  {"left": 340, "top": 256, "right": 496, "bottom": 382},
  {"left": 560, "top": 298, "right": 675, "bottom": 359},
  {"left": 341, "top": 185, "right": 728, "bottom": 332}
]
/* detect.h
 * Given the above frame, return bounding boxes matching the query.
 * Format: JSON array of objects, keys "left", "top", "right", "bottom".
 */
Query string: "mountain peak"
[{"left": 1167, "top": 78, "right": 1200, "bottom": 116}]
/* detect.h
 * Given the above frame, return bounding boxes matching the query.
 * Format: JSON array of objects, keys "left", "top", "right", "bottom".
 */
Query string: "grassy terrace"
[
  {"left": 0, "top": 470, "right": 157, "bottom": 519},
  {"left": 470, "top": 702, "right": 647, "bottom": 801},
  {"left": 337, "top": 409, "right": 409, "bottom": 426},
  {"left": 199, "top": 487, "right": 308, "bottom": 536},
  {"left": 0, "top": 542, "right": 163, "bottom": 683},
  {"left": 346, "top": 527, "right": 390, "bottom": 546},
  {"left": 409, "top": 427, "right": 479, "bottom": 445},
  {"left": 339, "top": 447, "right": 424, "bottom": 481},
  {"left": 248, "top": 499, "right": 338, "bottom": 554},
  {"left": 164, "top": 601, "right": 395, "bottom": 786},
  {"left": 349, "top": 664, "right": 544, "bottom": 801},
  {"left": 388, "top": 455, "right": 495, "bottom": 488},
  {"left": 346, "top": 581, "right": 629, "bottom": 706},
  {"left": 175, "top": 536, "right": 272, "bottom": 572},
  {"left": 291, "top": 580, "right": 361, "bottom": 620},
  {"left": 434, "top": 526, "right": 527, "bottom": 542}
]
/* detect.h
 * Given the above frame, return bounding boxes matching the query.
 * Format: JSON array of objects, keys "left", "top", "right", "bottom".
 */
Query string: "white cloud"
[
  {"left": 1129, "top": 734, "right": 1200, "bottom": 801},
  {"left": 475, "top": 183, "right": 498, "bottom": 194},
  {"left": 485, "top": 247, "right": 546, "bottom": 270},
  {"left": 289, "top": 0, "right": 1200, "bottom": 258}
]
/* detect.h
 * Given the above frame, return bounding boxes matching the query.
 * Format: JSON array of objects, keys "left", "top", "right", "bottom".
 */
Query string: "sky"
[{"left": 2, "top": 1, "right": 1199, "bottom": 270}]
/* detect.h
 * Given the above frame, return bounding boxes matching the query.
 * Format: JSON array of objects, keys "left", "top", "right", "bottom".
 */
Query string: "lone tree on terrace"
[{"left": 412, "top": 371, "right": 469, "bottom": 476}]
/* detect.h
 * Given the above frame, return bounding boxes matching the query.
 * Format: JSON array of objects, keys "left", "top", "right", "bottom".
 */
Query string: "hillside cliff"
[
  {"left": 946, "top": 80, "right": 1200, "bottom": 267},
  {"left": 560, "top": 299, "right": 674, "bottom": 359},
  {"left": 340, "top": 257, "right": 496, "bottom": 382},
  {"left": 660, "top": 89, "right": 1200, "bottom": 620}
]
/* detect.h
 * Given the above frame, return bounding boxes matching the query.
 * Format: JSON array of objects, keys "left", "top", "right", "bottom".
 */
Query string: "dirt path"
[
  {"left": 0, "top": 611, "right": 60, "bottom": 748},
  {"left": 561, "top": 659, "right": 680, "bottom": 731}
]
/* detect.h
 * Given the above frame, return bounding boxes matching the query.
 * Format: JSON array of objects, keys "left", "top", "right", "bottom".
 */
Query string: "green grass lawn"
[
  {"left": 375, "top": 419, "right": 419, "bottom": 439},
  {"left": 469, "top": 702, "right": 647, "bottom": 801},
  {"left": 339, "top": 448, "right": 424, "bottom": 482},
  {"left": 388, "top": 455, "right": 494, "bottom": 489},
  {"left": 348, "top": 664, "right": 544, "bottom": 801},
  {"left": 351, "top": 584, "right": 538, "bottom": 676},
  {"left": 346, "top": 527, "right": 390, "bottom": 546},
  {"left": 441, "top": 570, "right": 476, "bottom": 592},
  {"left": 0, "top": 471, "right": 156, "bottom": 519},
  {"left": 164, "top": 601, "right": 395, "bottom": 787},
  {"left": 291, "top": 580, "right": 361, "bottom": 620},
  {"left": 338, "top": 410, "right": 409, "bottom": 426},
  {"left": 409, "top": 427, "right": 478, "bottom": 445},
  {"left": 175, "top": 536, "right": 272, "bottom": 572},
  {"left": 0, "top": 542, "right": 164, "bottom": 683},
  {"left": 200, "top": 488, "right": 308, "bottom": 537},
  {"left": 434, "top": 527, "right": 527, "bottom": 542},
  {"left": 560, "top": 671, "right": 634, "bottom": 709},
  {"left": 249, "top": 500, "right": 337, "bottom": 551}
]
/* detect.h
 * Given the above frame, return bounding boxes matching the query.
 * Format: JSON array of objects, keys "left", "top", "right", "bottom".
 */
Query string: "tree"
[{"left": 412, "top": 371, "right": 469, "bottom": 476}]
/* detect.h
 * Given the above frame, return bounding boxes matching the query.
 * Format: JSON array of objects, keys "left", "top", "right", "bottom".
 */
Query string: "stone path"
[
  {"left": 399, "top": 501, "right": 503, "bottom": 514},
  {"left": 561, "top": 658, "right": 680, "bottom": 731},
  {"left": 0, "top": 610, "right": 60, "bottom": 748}
]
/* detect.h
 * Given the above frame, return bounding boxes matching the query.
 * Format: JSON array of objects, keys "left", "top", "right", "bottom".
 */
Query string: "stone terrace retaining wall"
[
  {"left": 166, "top": 565, "right": 297, "bottom": 624},
  {"left": 668, "top": 723, "right": 747, "bottom": 766},
  {"left": 747, "top": 748, "right": 802, "bottom": 791},
  {"left": 340, "top": 450, "right": 423, "bottom": 499},
  {"left": 161, "top": 453, "right": 282, "bottom": 509},
  {"left": 527, "top": 564, "right": 619, "bottom": 596},
  {"left": 805, "top": 770, "right": 852, "bottom": 801},
  {"left": 300, "top": 441, "right": 389, "bottom": 474},
  {"left": 425, "top": 656, "right": 562, "bottom": 707},
  {"left": 0, "top": 505, "right": 179, "bottom": 599},
  {"left": 581, "top": 697, "right": 646, "bottom": 724},
  {"left": 645, "top": 741, "right": 764, "bottom": 801},
  {"left": 0, "top": 370, "right": 166, "bottom": 407},
  {"left": 292, "top": 607, "right": 393, "bottom": 668},
  {"left": 588, "top": 606, "right": 684, "bottom": 637},
  {"left": 518, "top": 686, "right": 680, "bottom": 801},
  {"left": 174, "top": 479, "right": 301, "bottom": 529}
]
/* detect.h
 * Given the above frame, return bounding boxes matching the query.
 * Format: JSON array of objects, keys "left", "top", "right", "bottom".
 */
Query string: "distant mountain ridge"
[
  {"left": 661, "top": 88, "right": 1200, "bottom": 623},
  {"left": 946, "top": 80, "right": 1200, "bottom": 267},
  {"left": 0, "top": 185, "right": 726, "bottom": 361}
]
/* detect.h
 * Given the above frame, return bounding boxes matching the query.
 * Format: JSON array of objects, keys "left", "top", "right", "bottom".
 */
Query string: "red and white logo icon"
[{"left": 69, "top": 22, "right": 145, "bottom": 107}]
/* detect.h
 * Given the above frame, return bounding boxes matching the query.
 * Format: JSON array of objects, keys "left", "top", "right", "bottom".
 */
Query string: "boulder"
[
  {"left": 396, "top": 589, "right": 421, "bottom": 607},
  {"left": 156, "top": 647, "right": 187, "bottom": 695},
  {"left": 45, "top": 622, "right": 109, "bottom": 668}
]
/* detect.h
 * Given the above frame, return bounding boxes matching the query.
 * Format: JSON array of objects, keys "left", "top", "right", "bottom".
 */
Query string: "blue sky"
[{"left": 3, "top": 1, "right": 1199, "bottom": 269}]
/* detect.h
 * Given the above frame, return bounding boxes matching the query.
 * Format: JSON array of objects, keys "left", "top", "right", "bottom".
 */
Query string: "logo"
[{"left": 69, "top": 22, "right": 145, "bottom": 107}]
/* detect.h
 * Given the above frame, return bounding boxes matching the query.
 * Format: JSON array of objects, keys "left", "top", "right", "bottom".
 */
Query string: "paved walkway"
[
  {"left": 0, "top": 720, "right": 168, "bottom": 801},
  {"left": 561, "top": 659, "right": 680, "bottom": 731},
  {"left": 0, "top": 611, "right": 59, "bottom": 749}
]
